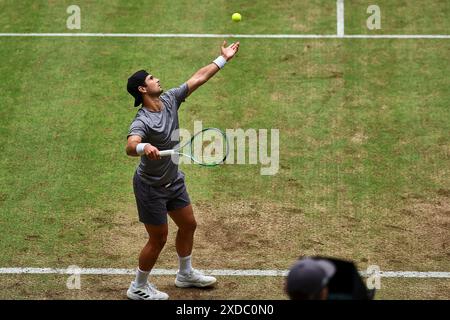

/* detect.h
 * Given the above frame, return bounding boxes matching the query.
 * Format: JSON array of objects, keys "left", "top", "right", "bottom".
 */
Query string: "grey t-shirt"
[{"left": 127, "top": 83, "right": 189, "bottom": 186}]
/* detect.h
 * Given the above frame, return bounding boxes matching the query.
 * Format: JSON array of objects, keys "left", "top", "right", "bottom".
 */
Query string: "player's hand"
[
  {"left": 144, "top": 144, "right": 161, "bottom": 160},
  {"left": 221, "top": 41, "right": 240, "bottom": 61}
]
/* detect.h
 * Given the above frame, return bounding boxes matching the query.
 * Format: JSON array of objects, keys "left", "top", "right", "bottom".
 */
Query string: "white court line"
[
  {"left": 345, "top": 35, "right": 450, "bottom": 39},
  {"left": 0, "top": 33, "right": 449, "bottom": 39},
  {"left": 1, "top": 268, "right": 449, "bottom": 278},
  {"left": 337, "top": 0, "right": 345, "bottom": 37}
]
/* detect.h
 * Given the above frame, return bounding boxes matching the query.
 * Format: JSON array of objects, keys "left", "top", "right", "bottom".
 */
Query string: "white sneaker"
[
  {"left": 126, "top": 281, "right": 169, "bottom": 300},
  {"left": 175, "top": 269, "right": 217, "bottom": 288}
]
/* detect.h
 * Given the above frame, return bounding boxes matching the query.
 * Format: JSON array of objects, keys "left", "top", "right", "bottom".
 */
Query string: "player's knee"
[
  {"left": 154, "top": 238, "right": 167, "bottom": 251},
  {"left": 158, "top": 238, "right": 167, "bottom": 250},
  {"left": 149, "top": 233, "right": 168, "bottom": 250},
  {"left": 182, "top": 220, "right": 197, "bottom": 233}
]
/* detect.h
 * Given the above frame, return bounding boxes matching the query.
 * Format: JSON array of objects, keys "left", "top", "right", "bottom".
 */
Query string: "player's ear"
[{"left": 138, "top": 85, "right": 146, "bottom": 93}]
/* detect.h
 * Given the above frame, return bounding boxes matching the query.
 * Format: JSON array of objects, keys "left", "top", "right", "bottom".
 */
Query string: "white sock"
[
  {"left": 135, "top": 268, "right": 150, "bottom": 288},
  {"left": 178, "top": 255, "right": 193, "bottom": 275}
]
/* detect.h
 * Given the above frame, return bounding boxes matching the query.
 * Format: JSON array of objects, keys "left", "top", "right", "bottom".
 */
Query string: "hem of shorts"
[
  {"left": 167, "top": 201, "right": 191, "bottom": 212},
  {"left": 138, "top": 218, "right": 168, "bottom": 226}
]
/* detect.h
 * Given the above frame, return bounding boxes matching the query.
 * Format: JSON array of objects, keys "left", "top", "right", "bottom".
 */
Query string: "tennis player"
[{"left": 125, "top": 41, "right": 240, "bottom": 300}]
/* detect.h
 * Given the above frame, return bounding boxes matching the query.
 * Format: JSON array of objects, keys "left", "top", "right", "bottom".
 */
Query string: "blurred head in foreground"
[{"left": 285, "top": 257, "right": 336, "bottom": 300}]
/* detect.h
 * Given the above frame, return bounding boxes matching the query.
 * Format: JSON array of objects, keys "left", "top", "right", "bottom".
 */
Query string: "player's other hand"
[
  {"left": 144, "top": 144, "right": 161, "bottom": 160},
  {"left": 221, "top": 41, "right": 240, "bottom": 61}
]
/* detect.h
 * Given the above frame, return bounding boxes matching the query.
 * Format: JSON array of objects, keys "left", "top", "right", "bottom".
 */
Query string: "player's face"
[{"left": 143, "top": 74, "right": 163, "bottom": 95}]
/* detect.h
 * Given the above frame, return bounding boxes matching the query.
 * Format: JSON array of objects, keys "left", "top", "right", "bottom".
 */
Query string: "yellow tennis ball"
[{"left": 232, "top": 13, "right": 242, "bottom": 22}]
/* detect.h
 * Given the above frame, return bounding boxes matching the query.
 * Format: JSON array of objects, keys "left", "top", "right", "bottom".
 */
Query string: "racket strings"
[{"left": 189, "top": 128, "right": 229, "bottom": 166}]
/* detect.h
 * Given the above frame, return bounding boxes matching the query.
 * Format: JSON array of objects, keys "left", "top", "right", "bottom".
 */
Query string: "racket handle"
[{"left": 159, "top": 149, "right": 175, "bottom": 157}]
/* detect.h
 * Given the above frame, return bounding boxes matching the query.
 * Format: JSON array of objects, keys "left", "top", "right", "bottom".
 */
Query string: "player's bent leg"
[
  {"left": 168, "top": 204, "right": 197, "bottom": 257},
  {"left": 168, "top": 205, "right": 216, "bottom": 288},
  {"left": 127, "top": 223, "right": 169, "bottom": 300},
  {"left": 139, "top": 223, "right": 169, "bottom": 270}
]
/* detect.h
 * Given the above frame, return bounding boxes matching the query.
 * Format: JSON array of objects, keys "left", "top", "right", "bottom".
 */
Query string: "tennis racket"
[{"left": 159, "top": 128, "right": 229, "bottom": 167}]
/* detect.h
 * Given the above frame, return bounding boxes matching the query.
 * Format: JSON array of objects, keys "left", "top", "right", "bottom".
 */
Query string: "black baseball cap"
[
  {"left": 127, "top": 70, "right": 149, "bottom": 107},
  {"left": 286, "top": 258, "right": 336, "bottom": 298}
]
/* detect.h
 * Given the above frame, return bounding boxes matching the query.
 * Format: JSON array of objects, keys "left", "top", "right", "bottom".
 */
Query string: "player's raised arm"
[{"left": 186, "top": 41, "right": 240, "bottom": 97}]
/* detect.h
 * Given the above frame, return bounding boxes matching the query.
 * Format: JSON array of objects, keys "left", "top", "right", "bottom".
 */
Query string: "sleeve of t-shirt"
[
  {"left": 127, "top": 118, "right": 148, "bottom": 141},
  {"left": 166, "top": 83, "right": 189, "bottom": 109}
]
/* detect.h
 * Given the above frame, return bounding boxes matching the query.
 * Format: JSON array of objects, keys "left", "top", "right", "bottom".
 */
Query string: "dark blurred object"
[
  {"left": 285, "top": 256, "right": 375, "bottom": 300},
  {"left": 312, "top": 256, "right": 375, "bottom": 300},
  {"left": 286, "top": 258, "right": 336, "bottom": 300}
]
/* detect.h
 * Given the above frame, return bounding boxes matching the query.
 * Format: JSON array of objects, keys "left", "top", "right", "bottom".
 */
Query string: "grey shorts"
[{"left": 132, "top": 171, "right": 191, "bottom": 225}]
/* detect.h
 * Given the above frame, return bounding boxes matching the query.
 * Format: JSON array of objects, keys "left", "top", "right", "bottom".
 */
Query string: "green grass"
[
  {"left": 345, "top": 0, "right": 450, "bottom": 34},
  {"left": 0, "top": 0, "right": 337, "bottom": 34},
  {"left": 0, "top": 0, "right": 449, "bottom": 299}
]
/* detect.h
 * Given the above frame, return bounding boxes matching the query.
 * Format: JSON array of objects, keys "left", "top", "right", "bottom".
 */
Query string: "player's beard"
[
  {"left": 157, "top": 84, "right": 163, "bottom": 95},
  {"left": 153, "top": 88, "right": 163, "bottom": 97}
]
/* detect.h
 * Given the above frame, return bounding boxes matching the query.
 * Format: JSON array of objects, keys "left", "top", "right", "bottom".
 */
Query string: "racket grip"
[{"left": 159, "top": 150, "right": 175, "bottom": 157}]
